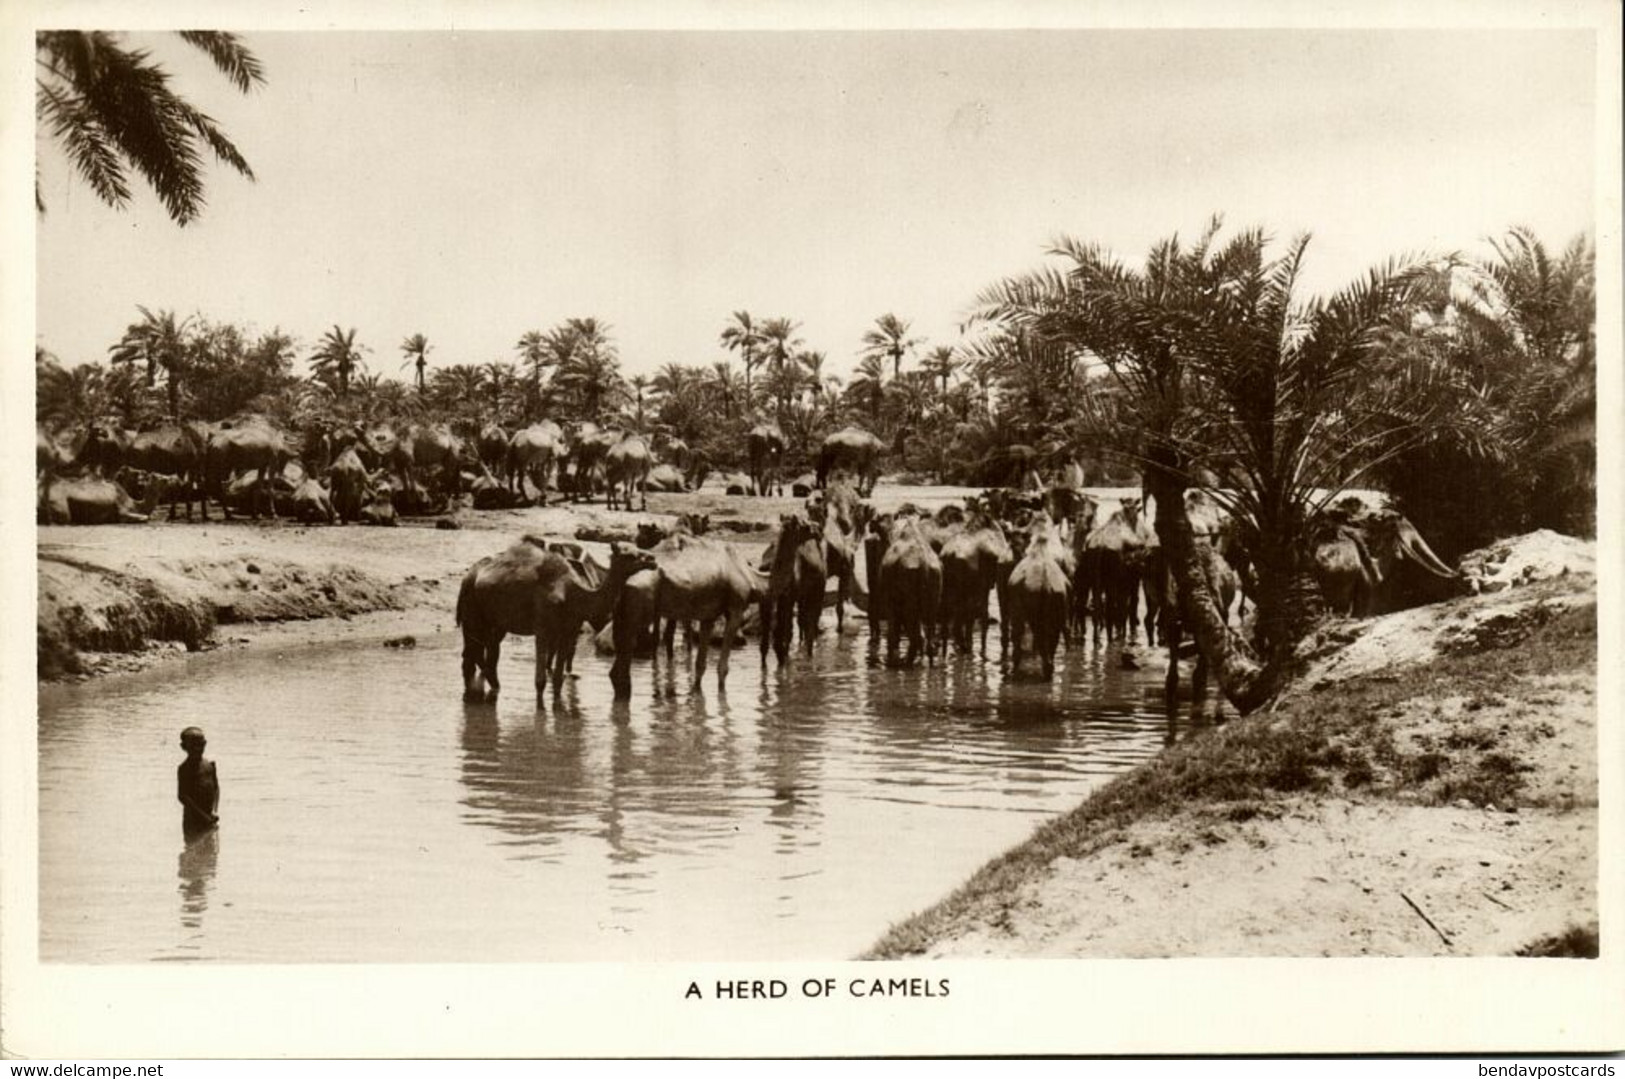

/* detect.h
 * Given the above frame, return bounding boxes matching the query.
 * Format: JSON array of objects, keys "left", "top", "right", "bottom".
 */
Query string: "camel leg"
[
  {"left": 1163, "top": 623, "right": 1180, "bottom": 721},
  {"left": 534, "top": 629, "right": 549, "bottom": 698},
  {"left": 773, "top": 597, "right": 794, "bottom": 664},
  {"left": 717, "top": 608, "right": 741, "bottom": 688},
  {"left": 759, "top": 598, "right": 774, "bottom": 664},
  {"left": 484, "top": 637, "right": 503, "bottom": 700},
  {"left": 461, "top": 630, "right": 486, "bottom": 701},
  {"left": 691, "top": 618, "right": 714, "bottom": 689},
  {"left": 887, "top": 617, "right": 901, "bottom": 667},
  {"left": 1191, "top": 649, "right": 1209, "bottom": 725},
  {"left": 800, "top": 594, "right": 818, "bottom": 656}
]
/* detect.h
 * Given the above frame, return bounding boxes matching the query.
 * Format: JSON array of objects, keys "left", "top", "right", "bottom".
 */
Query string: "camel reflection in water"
[{"left": 453, "top": 627, "right": 1167, "bottom": 872}]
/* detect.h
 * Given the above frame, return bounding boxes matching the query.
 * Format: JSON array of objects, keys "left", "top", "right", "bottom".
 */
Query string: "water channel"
[{"left": 39, "top": 624, "right": 1172, "bottom": 962}]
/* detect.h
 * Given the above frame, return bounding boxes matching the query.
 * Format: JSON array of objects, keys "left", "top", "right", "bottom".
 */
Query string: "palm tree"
[
  {"left": 36, "top": 31, "right": 265, "bottom": 225},
  {"left": 552, "top": 318, "right": 624, "bottom": 421},
  {"left": 1370, "top": 229, "right": 1596, "bottom": 545},
  {"left": 479, "top": 361, "right": 522, "bottom": 421},
  {"left": 920, "top": 345, "right": 961, "bottom": 396},
  {"left": 720, "top": 311, "right": 763, "bottom": 404},
  {"left": 861, "top": 313, "right": 922, "bottom": 380},
  {"left": 308, "top": 325, "right": 366, "bottom": 400},
  {"left": 428, "top": 364, "right": 489, "bottom": 421},
  {"left": 108, "top": 306, "right": 192, "bottom": 419},
  {"left": 626, "top": 374, "right": 652, "bottom": 429},
  {"left": 706, "top": 361, "right": 744, "bottom": 420},
  {"left": 515, "top": 329, "right": 554, "bottom": 419},
  {"left": 399, "top": 333, "right": 431, "bottom": 391},
  {"left": 980, "top": 220, "right": 1428, "bottom": 711},
  {"left": 845, "top": 354, "right": 888, "bottom": 425},
  {"left": 36, "top": 357, "right": 110, "bottom": 432}
]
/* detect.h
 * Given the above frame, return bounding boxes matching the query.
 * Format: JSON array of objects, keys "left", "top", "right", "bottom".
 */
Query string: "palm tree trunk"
[{"left": 1146, "top": 469, "right": 1277, "bottom": 714}]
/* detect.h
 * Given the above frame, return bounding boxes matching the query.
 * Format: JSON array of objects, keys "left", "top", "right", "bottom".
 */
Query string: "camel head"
[
  {"left": 1363, "top": 510, "right": 1459, "bottom": 579},
  {"left": 675, "top": 512, "right": 710, "bottom": 536},
  {"left": 608, "top": 542, "right": 657, "bottom": 580},
  {"left": 634, "top": 521, "right": 667, "bottom": 550}
]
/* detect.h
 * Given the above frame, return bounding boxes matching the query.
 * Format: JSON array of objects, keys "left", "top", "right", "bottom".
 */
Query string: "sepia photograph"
[{"left": 4, "top": 0, "right": 1621, "bottom": 1059}]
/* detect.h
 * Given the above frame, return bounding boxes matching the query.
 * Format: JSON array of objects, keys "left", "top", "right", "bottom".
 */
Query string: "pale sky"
[{"left": 34, "top": 28, "right": 1598, "bottom": 383}]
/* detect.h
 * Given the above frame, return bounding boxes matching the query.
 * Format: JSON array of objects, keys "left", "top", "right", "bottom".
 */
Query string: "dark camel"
[{"left": 456, "top": 538, "right": 652, "bottom": 701}]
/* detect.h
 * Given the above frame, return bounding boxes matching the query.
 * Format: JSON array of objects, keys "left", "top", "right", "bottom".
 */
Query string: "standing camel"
[
  {"left": 747, "top": 422, "right": 785, "bottom": 497},
  {"left": 455, "top": 538, "right": 652, "bottom": 701},
  {"left": 604, "top": 433, "right": 652, "bottom": 512},
  {"left": 759, "top": 512, "right": 827, "bottom": 664}
]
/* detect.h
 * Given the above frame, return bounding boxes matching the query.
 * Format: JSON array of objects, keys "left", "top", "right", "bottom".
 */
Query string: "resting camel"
[
  {"left": 604, "top": 433, "right": 652, "bottom": 512},
  {"left": 815, "top": 426, "right": 886, "bottom": 497},
  {"left": 290, "top": 477, "right": 338, "bottom": 524},
  {"left": 1004, "top": 518, "right": 1073, "bottom": 680},
  {"left": 747, "top": 422, "right": 786, "bottom": 497},
  {"left": 39, "top": 475, "right": 165, "bottom": 525},
  {"left": 759, "top": 512, "right": 827, "bottom": 664},
  {"left": 456, "top": 537, "right": 652, "bottom": 701}
]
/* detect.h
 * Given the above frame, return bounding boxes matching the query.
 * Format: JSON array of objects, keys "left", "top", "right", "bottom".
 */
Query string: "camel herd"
[
  {"left": 35, "top": 413, "right": 900, "bottom": 528},
  {"left": 36, "top": 408, "right": 1459, "bottom": 719},
  {"left": 452, "top": 475, "right": 1461, "bottom": 717}
]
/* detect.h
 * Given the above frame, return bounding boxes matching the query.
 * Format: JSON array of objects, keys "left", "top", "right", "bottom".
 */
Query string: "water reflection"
[
  {"left": 176, "top": 827, "right": 219, "bottom": 944},
  {"left": 42, "top": 621, "right": 1177, "bottom": 962}
]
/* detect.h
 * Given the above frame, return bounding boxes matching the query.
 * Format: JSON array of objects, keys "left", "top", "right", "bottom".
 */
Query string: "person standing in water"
[{"left": 177, "top": 727, "right": 219, "bottom": 835}]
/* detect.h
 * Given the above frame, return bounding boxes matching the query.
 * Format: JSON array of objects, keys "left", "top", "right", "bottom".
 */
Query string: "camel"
[
  {"left": 875, "top": 512, "right": 942, "bottom": 667},
  {"left": 568, "top": 422, "right": 620, "bottom": 503},
  {"left": 477, "top": 423, "right": 511, "bottom": 480},
  {"left": 456, "top": 538, "right": 653, "bottom": 701},
  {"left": 759, "top": 512, "right": 827, "bottom": 664},
  {"left": 1065, "top": 493, "right": 1103, "bottom": 633},
  {"left": 604, "top": 433, "right": 652, "bottom": 512},
  {"left": 290, "top": 477, "right": 338, "bottom": 524},
  {"left": 506, "top": 421, "right": 566, "bottom": 505},
  {"left": 326, "top": 447, "right": 372, "bottom": 523},
  {"left": 1311, "top": 500, "right": 1457, "bottom": 616},
  {"left": 1081, "top": 497, "right": 1158, "bottom": 643},
  {"left": 1148, "top": 536, "right": 1243, "bottom": 724},
  {"left": 645, "top": 463, "right": 687, "bottom": 493},
  {"left": 40, "top": 474, "right": 165, "bottom": 525},
  {"left": 610, "top": 534, "right": 766, "bottom": 697},
  {"left": 206, "top": 420, "right": 293, "bottom": 519},
  {"left": 805, "top": 478, "right": 862, "bottom": 633},
  {"left": 746, "top": 422, "right": 786, "bottom": 497},
  {"left": 815, "top": 426, "right": 886, "bottom": 497},
  {"left": 939, "top": 506, "right": 1013, "bottom": 658},
  {"left": 406, "top": 424, "right": 466, "bottom": 504},
  {"left": 1004, "top": 517, "right": 1072, "bottom": 680},
  {"left": 121, "top": 423, "right": 209, "bottom": 520}
]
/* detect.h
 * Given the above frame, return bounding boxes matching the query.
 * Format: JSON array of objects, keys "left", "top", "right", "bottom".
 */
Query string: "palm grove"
[{"left": 37, "top": 32, "right": 1596, "bottom": 713}]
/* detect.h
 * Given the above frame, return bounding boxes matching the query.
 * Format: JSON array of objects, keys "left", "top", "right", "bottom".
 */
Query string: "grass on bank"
[{"left": 865, "top": 595, "right": 1597, "bottom": 960}]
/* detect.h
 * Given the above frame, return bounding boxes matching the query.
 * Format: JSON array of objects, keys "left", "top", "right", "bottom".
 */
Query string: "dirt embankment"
[
  {"left": 34, "top": 482, "right": 1002, "bottom": 682},
  {"left": 866, "top": 548, "right": 1599, "bottom": 960}
]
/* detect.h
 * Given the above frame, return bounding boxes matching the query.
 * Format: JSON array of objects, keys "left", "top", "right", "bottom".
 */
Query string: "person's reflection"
[{"left": 177, "top": 826, "right": 219, "bottom": 932}]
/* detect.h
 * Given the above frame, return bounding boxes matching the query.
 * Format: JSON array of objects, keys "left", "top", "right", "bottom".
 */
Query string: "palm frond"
[{"left": 176, "top": 31, "right": 265, "bottom": 93}]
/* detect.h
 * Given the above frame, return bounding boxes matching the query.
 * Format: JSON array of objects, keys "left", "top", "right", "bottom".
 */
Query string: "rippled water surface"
[{"left": 40, "top": 625, "right": 1172, "bottom": 962}]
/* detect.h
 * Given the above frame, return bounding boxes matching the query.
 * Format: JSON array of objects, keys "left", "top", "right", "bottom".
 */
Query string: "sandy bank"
[
  {"left": 34, "top": 481, "right": 1003, "bottom": 681},
  {"left": 866, "top": 564, "right": 1598, "bottom": 959}
]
